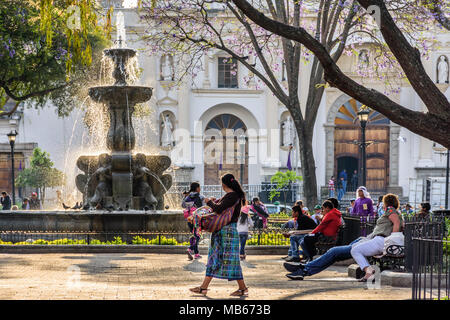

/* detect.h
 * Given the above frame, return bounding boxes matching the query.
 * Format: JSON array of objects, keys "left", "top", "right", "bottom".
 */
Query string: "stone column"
[
  {"left": 324, "top": 124, "right": 335, "bottom": 184},
  {"left": 387, "top": 124, "right": 403, "bottom": 195},
  {"left": 202, "top": 53, "right": 211, "bottom": 89},
  {"left": 248, "top": 55, "right": 256, "bottom": 89}
]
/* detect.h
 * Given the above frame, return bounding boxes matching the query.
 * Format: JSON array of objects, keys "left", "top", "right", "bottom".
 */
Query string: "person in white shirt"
[
  {"left": 310, "top": 205, "right": 323, "bottom": 224},
  {"left": 237, "top": 204, "right": 254, "bottom": 261}
]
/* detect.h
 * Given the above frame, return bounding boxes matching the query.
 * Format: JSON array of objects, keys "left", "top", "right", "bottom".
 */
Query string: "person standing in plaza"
[
  {"left": 310, "top": 205, "right": 323, "bottom": 224},
  {"left": 339, "top": 169, "right": 348, "bottom": 193},
  {"left": 376, "top": 195, "right": 385, "bottom": 217},
  {"left": 1, "top": 192, "right": 11, "bottom": 210},
  {"left": 182, "top": 182, "right": 206, "bottom": 260},
  {"left": 29, "top": 192, "right": 42, "bottom": 210},
  {"left": 328, "top": 176, "right": 335, "bottom": 198},
  {"left": 337, "top": 177, "right": 345, "bottom": 201},
  {"left": 353, "top": 186, "right": 374, "bottom": 217},
  {"left": 237, "top": 203, "right": 254, "bottom": 261},
  {"left": 189, "top": 173, "right": 248, "bottom": 297},
  {"left": 250, "top": 197, "right": 269, "bottom": 229}
]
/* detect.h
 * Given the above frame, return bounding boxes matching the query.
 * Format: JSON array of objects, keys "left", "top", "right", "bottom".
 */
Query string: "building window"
[{"left": 218, "top": 57, "right": 238, "bottom": 88}]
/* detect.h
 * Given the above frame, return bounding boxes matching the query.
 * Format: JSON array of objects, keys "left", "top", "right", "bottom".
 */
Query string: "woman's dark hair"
[
  {"left": 322, "top": 200, "right": 334, "bottom": 210},
  {"left": 378, "top": 196, "right": 383, "bottom": 202},
  {"left": 239, "top": 211, "right": 249, "bottom": 224},
  {"left": 295, "top": 200, "right": 303, "bottom": 207},
  {"left": 252, "top": 197, "right": 260, "bottom": 203},
  {"left": 327, "top": 197, "right": 339, "bottom": 210},
  {"left": 221, "top": 173, "right": 246, "bottom": 205},
  {"left": 420, "top": 202, "right": 431, "bottom": 212},
  {"left": 292, "top": 205, "right": 302, "bottom": 215},
  {"left": 382, "top": 193, "right": 400, "bottom": 209},
  {"left": 189, "top": 182, "right": 200, "bottom": 193}
]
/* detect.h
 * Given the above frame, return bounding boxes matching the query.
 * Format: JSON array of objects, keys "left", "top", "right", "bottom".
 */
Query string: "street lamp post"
[
  {"left": 432, "top": 143, "right": 449, "bottom": 209},
  {"left": 7, "top": 130, "right": 18, "bottom": 205},
  {"left": 357, "top": 106, "right": 371, "bottom": 187}
]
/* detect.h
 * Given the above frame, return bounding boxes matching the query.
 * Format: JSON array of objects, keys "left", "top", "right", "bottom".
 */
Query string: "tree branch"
[{"left": 231, "top": 0, "right": 450, "bottom": 148}]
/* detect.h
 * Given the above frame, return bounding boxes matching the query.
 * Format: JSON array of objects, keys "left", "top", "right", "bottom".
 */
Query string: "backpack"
[
  {"left": 182, "top": 193, "right": 203, "bottom": 220},
  {"left": 251, "top": 204, "right": 268, "bottom": 228}
]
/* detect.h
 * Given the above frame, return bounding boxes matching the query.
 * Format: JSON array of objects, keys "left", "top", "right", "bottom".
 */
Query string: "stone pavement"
[{"left": 0, "top": 253, "right": 411, "bottom": 300}]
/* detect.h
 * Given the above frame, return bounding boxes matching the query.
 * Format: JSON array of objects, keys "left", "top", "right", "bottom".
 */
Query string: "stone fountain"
[
  {"left": 75, "top": 47, "right": 172, "bottom": 211},
  {"left": 0, "top": 45, "right": 189, "bottom": 237}
]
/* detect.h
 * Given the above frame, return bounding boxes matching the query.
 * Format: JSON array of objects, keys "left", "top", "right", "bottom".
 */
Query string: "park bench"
[
  {"left": 368, "top": 245, "right": 405, "bottom": 271},
  {"left": 316, "top": 225, "right": 345, "bottom": 255}
]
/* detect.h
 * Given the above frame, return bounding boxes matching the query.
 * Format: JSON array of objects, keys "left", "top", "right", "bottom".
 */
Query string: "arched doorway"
[
  {"left": 334, "top": 99, "right": 390, "bottom": 192},
  {"left": 204, "top": 114, "right": 248, "bottom": 185}
]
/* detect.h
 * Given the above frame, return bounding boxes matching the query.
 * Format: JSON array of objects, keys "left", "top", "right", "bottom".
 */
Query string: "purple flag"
[
  {"left": 19, "top": 160, "right": 22, "bottom": 171},
  {"left": 218, "top": 151, "right": 223, "bottom": 170},
  {"left": 287, "top": 147, "right": 292, "bottom": 170}
]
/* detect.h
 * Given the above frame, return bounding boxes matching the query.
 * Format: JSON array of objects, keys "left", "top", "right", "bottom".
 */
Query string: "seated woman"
[{"left": 350, "top": 193, "right": 403, "bottom": 282}]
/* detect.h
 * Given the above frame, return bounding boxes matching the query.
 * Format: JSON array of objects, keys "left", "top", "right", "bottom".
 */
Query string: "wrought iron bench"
[
  {"left": 368, "top": 245, "right": 405, "bottom": 271},
  {"left": 316, "top": 225, "right": 345, "bottom": 255}
]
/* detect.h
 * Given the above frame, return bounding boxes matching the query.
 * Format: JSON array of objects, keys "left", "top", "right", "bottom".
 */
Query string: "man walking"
[{"left": 1, "top": 192, "right": 11, "bottom": 210}]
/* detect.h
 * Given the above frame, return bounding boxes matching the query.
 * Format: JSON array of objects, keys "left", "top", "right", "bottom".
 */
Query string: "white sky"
[{"left": 122, "top": 0, "right": 138, "bottom": 8}]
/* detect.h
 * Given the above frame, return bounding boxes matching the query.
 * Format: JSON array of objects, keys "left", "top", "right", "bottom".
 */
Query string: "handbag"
[
  {"left": 193, "top": 200, "right": 240, "bottom": 233},
  {"left": 383, "top": 232, "right": 404, "bottom": 255}
]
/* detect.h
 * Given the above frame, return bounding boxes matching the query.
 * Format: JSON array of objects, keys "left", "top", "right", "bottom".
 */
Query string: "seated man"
[
  {"left": 284, "top": 237, "right": 363, "bottom": 280},
  {"left": 299, "top": 199, "right": 342, "bottom": 263},
  {"left": 310, "top": 205, "right": 323, "bottom": 224},
  {"left": 283, "top": 205, "right": 317, "bottom": 262}
]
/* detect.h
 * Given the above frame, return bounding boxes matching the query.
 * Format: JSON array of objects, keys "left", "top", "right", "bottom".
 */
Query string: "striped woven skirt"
[{"left": 205, "top": 223, "right": 243, "bottom": 281}]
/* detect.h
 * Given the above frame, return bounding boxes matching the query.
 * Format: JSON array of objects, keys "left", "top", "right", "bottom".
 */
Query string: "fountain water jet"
[{"left": 75, "top": 46, "right": 172, "bottom": 210}]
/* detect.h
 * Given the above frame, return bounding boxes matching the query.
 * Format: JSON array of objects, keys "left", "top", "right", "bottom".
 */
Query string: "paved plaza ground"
[{"left": 0, "top": 253, "right": 411, "bottom": 300}]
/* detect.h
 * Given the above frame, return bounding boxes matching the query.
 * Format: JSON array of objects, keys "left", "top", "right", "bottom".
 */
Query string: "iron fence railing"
[
  {"left": 165, "top": 183, "right": 303, "bottom": 208},
  {"left": 0, "top": 228, "right": 292, "bottom": 246},
  {"left": 341, "top": 214, "right": 378, "bottom": 245},
  {"left": 412, "top": 237, "right": 449, "bottom": 300}
]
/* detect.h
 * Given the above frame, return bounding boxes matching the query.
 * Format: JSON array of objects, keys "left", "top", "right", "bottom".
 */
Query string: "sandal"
[
  {"left": 230, "top": 287, "right": 249, "bottom": 296},
  {"left": 189, "top": 286, "right": 208, "bottom": 296},
  {"left": 358, "top": 269, "right": 376, "bottom": 282}
]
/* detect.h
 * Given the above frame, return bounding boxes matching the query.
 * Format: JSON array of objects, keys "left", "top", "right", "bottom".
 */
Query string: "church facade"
[{"left": 0, "top": 2, "right": 449, "bottom": 208}]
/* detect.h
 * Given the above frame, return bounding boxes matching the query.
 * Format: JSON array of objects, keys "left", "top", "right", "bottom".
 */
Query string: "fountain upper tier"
[{"left": 89, "top": 86, "right": 152, "bottom": 106}]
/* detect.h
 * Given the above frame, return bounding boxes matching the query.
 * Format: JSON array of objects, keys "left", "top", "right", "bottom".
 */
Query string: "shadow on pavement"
[{"left": 183, "top": 260, "right": 206, "bottom": 273}]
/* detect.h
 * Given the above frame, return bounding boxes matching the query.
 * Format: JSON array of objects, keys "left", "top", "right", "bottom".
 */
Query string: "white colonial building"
[{"left": 0, "top": 1, "right": 449, "bottom": 209}]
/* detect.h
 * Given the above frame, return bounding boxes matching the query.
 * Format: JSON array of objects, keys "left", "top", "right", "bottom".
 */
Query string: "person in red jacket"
[{"left": 299, "top": 200, "right": 342, "bottom": 262}]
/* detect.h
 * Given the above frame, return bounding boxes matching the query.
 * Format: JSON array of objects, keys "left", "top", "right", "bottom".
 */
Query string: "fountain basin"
[
  {"left": 0, "top": 210, "right": 188, "bottom": 232},
  {"left": 104, "top": 48, "right": 136, "bottom": 59}
]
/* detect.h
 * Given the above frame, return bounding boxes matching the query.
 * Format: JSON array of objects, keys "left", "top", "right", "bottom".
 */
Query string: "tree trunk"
[{"left": 296, "top": 119, "right": 318, "bottom": 209}]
